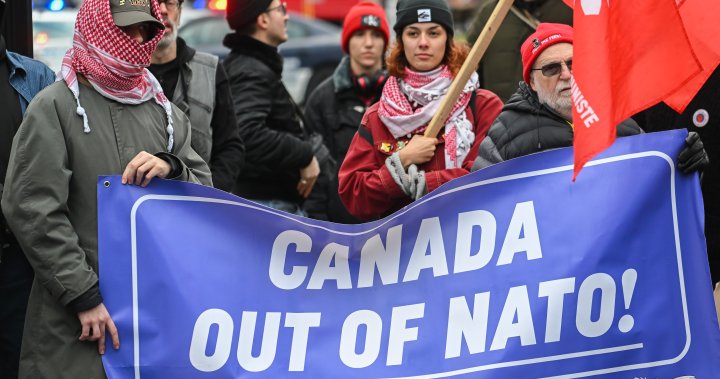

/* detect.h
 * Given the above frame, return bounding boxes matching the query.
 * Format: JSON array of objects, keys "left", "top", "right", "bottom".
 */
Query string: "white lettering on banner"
[
  {"left": 307, "top": 243, "right": 352, "bottom": 289},
  {"left": 387, "top": 303, "right": 426, "bottom": 366},
  {"left": 188, "top": 270, "right": 638, "bottom": 372},
  {"left": 268, "top": 201, "right": 542, "bottom": 290},
  {"left": 498, "top": 201, "right": 543, "bottom": 265},
  {"left": 403, "top": 217, "right": 449, "bottom": 282},
  {"left": 570, "top": 78, "right": 601, "bottom": 128},
  {"left": 441, "top": 269, "right": 638, "bottom": 361},
  {"left": 445, "top": 292, "right": 491, "bottom": 358},
  {"left": 269, "top": 230, "right": 312, "bottom": 290},
  {"left": 285, "top": 313, "right": 322, "bottom": 371},
  {"left": 236, "top": 311, "right": 281, "bottom": 372},
  {"left": 189, "top": 309, "right": 234, "bottom": 372},
  {"left": 358, "top": 225, "right": 403, "bottom": 288},
  {"left": 576, "top": 273, "right": 616, "bottom": 337},
  {"left": 339, "top": 310, "right": 383, "bottom": 368},
  {"left": 538, "top": 277, "right": 576, "bottom": 343},
  {"left": 490, "top": 286, "right": 537, "bottom": 351}
]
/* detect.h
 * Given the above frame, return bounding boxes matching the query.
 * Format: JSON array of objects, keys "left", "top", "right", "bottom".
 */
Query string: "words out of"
[{"left": 188, "top": 269, "right": 639, "bottom": 372}]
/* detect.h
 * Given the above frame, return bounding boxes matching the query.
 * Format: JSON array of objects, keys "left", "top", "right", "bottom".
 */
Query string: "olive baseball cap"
[{"left": 109, "top": 0, "right": 165, "bottom": 29}]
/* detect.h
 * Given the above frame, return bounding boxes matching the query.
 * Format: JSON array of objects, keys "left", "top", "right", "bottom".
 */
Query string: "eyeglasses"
[
  {"left": 158, "top": 0, "right": 181, "bottom": 11},
  {"left": 532, "top": 59, "right": 573, "bottom": 77},
  {"left": 265, "top": 2, "right": 287, "bottom": 16}
]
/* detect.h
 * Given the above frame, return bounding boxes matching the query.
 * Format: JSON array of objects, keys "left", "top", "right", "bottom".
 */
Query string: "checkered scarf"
[
  {"left": 58, "top": 0, "right": 175, "bottom": 151},
  {"left": 378, "top": 66, "right": 479, "bottom": 168}
]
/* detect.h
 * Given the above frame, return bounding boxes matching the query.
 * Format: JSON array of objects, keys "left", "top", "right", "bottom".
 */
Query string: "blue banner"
[{"left": 99, "top": 130, "right": 720, "bottom": 378}]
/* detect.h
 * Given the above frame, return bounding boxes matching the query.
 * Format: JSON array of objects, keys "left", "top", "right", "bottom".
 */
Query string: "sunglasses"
[
  {"left": 265, "top": 2, "right": 287, "bottom": 16},
  {"left": 532, "top": 59, "right": 573, "bottom": 77}
]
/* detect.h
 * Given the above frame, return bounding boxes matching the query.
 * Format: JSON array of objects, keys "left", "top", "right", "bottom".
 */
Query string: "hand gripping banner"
[{"left": 99, "top": 130, "right": 720, "bottom": 378}]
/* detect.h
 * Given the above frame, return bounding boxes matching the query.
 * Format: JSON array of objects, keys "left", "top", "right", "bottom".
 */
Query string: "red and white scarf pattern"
[
  {"left": 379, "top": 66, "right": 479, "bottom": 168},
  {"left": 58, "top": 0, "right": 175, "bottom": 151}
]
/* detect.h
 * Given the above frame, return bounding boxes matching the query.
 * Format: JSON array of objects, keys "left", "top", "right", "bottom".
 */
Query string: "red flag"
[
  {"left": 664, "top": 0, "right": 720, "bottom": 112},
  {"left": 569, "top": 0, "right": 702, "bottom": 179}
]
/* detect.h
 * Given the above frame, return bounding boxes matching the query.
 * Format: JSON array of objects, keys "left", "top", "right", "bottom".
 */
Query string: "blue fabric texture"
[{"left": 6, "top": 51, "right": 55, "bottom": 114}]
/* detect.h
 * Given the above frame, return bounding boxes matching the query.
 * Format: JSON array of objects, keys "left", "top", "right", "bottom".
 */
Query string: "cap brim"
[{"left": 113, "top": 11, "right": 165, "bottom": 30}]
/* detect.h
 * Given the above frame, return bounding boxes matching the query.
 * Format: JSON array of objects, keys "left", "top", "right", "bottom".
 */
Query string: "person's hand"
[
  {"left": 297, "top": 156, "right": 320, "bottom": 198},
  {"left": 678, "top": 131, "right": 709, "bottom": 174},
  {"left": 122, "top": 151, "right": 171, "bottom": 187},
  {"left": 398, "top": 135, "right": 439, "bottom": 169},
  {"left": 77, "top": 303, "right": 119, "bottom": 355}
]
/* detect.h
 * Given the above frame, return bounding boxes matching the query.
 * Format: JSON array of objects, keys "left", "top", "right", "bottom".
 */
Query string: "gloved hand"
[
  {"left": 678, "top": 131, "right": 709, "bottom": 174},
  {"left": 386, "top": 153, "right": 428, "bottom": 200}
]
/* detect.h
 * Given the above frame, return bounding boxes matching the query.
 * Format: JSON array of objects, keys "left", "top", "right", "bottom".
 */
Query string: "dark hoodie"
[
  {"left": 474, "top": 82, "right": 642, "bottom": 170},
  {"left": 303, "top": 56, "right": 387, "bottom": 223}
]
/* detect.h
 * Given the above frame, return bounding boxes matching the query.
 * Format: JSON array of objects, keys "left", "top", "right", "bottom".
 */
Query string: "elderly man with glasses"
[
  {"left": 149, "top": 0, "right": 244, "bottom": 192},
  {"left": 473, "top": 23, "right": 643, "bottom": 169}
]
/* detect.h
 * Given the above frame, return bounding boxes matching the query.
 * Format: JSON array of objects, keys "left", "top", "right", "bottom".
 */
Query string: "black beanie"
[
  {"left": 226, "top": 0, "right": 274, "bottom": 31},
  {"left": 394, "top": 0, "right": 454, "bottom": 37}
]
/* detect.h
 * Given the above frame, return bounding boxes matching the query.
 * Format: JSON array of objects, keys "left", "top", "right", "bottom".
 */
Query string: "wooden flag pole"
[{"left": 423, "top": 0, "right": 514, "bottom": 138}]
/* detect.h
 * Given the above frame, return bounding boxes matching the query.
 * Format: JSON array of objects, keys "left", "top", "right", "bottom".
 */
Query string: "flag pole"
[{"left": 423, "top": 0, "right": 514, "bottom": 138}]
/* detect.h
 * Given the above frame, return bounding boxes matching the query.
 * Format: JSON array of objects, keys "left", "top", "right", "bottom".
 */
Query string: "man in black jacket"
[
  {"left": 636, "top": 67, "right": 720, "bottom": 285},
  {"left": 474, "top": 23, "right": 643, "bottom": 169},
  {"left": 223, "top": 0, "right": 319, "bottom": 214},
  {"left": 304, "top": 1, "right": 389, "bottom": 223},
  {"left": 150, "top": 0, "right": 244, "bottom": 192},
  {"left": 475, "top": 23, "right": 707, "bottom": 182}
]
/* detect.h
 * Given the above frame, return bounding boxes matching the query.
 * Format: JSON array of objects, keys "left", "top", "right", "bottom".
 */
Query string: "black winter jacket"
[
  {"left": 474, "top": 82, "right": 643, "bottom": 170},
  {"left": 303, "top": 57, "right": 386, "bottom": 223},
  {"left": 635, "top": 66, "right": 720, "bottom": 283},
  {"left": 223, "top": 34, "right": 314, "bottom": 203}
]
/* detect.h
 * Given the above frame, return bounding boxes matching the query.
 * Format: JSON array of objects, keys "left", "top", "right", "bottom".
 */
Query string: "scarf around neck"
[
  {"left": 59, "top": 0, "right": 175, "bottom": 151},
  {"left": 379, "top": 65, "right": 479, "bottom": 168}
]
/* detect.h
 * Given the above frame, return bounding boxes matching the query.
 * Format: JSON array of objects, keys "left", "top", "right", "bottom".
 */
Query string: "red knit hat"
[
  {"left": 341, "top": 1, "right": 390, "bottom": 54},
  {"left": 521, "top": 23, "right": 574, "bottom": 84}
]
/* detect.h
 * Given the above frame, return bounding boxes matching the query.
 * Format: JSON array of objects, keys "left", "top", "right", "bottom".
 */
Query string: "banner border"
[{"left": 126, "top": 151, "right": 690, "bottom": 379}]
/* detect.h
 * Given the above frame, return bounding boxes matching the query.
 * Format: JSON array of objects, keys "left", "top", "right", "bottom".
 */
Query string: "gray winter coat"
[{"left": 1, "top": 81, "right": 211, "bottom": 379}]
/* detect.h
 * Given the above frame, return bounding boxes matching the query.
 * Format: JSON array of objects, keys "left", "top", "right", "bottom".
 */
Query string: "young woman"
[{"left": 338, "top": 0, "right": 503, "bottom": 221}]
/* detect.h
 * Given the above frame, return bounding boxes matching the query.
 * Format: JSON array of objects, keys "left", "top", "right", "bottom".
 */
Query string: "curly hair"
[{"left": 386, "top": 35, "right": 469, "bottom": 78}]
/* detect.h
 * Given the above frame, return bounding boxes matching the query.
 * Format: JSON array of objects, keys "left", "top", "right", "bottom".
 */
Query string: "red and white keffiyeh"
[
  {"left": 58, "top": 0, "right": 175, "bottom": 151},
  {"left": 379, "top": 66, "right": 479, "bottom": 168}
]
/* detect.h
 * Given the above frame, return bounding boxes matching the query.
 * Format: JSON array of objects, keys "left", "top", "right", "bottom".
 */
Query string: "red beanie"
[
  {"left": 521, "top": 23, "right": 574, "bottom": 84},
  {"left": 341, "top": 1, "right": 390, "bottom": 54}
]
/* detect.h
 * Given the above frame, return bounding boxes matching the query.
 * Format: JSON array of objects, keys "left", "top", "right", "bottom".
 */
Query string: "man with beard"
[
  {"left": 149, "top": 0, "right": 244, "bottom": 192},
  {"left": 223, "top": 0, "right": 320, "bottom": 215},
  {"left": 1, "top": 0, "right": 211, "bottom": 377},
  {"left": 473, "top": 23, "right": 642, "bottom": 169},
  {"left": 466, "top": 0, "right": 572, "bottom": 101},
  {"left": 474, "top": 23, "right": 709, "bottom": 178},
  {"left": 0, "top": 0, "right": 55, "bottom": 377}
]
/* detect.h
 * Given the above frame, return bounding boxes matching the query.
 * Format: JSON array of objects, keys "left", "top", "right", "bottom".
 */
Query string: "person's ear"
[{"left": 256, "top": 13, "right": 269, "bottom": 31}]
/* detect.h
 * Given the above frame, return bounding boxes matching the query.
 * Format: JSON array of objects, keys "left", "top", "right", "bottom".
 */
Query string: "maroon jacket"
[{"left": 338, "top": 89, "right": 503, "bottom": 221}]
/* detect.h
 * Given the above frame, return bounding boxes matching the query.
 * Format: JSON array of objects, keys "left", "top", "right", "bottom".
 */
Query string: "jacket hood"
[{"left": 175, "top": 37, "right": 196, "bottom": 66}]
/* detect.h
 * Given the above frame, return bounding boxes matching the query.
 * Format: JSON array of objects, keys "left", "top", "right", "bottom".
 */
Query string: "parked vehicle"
[
  {"left": 32, "top": 9, "right": 76, "bottom": 72},
  {"left": 179, "top": 11, "right": 343, "bottom": 105}
]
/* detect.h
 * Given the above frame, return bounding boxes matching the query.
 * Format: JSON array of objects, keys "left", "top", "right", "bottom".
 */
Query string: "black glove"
[{"left": 678, "top": 131, "right": 709, "bottom": 174}]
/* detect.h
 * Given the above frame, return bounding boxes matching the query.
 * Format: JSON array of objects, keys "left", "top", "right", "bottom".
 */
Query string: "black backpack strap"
[
  {"left": 358, "top": 125, "right": 373, "bottom": 146},
  {"left": 469, "top": 90, "right": 477, "bottom": 121}
]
